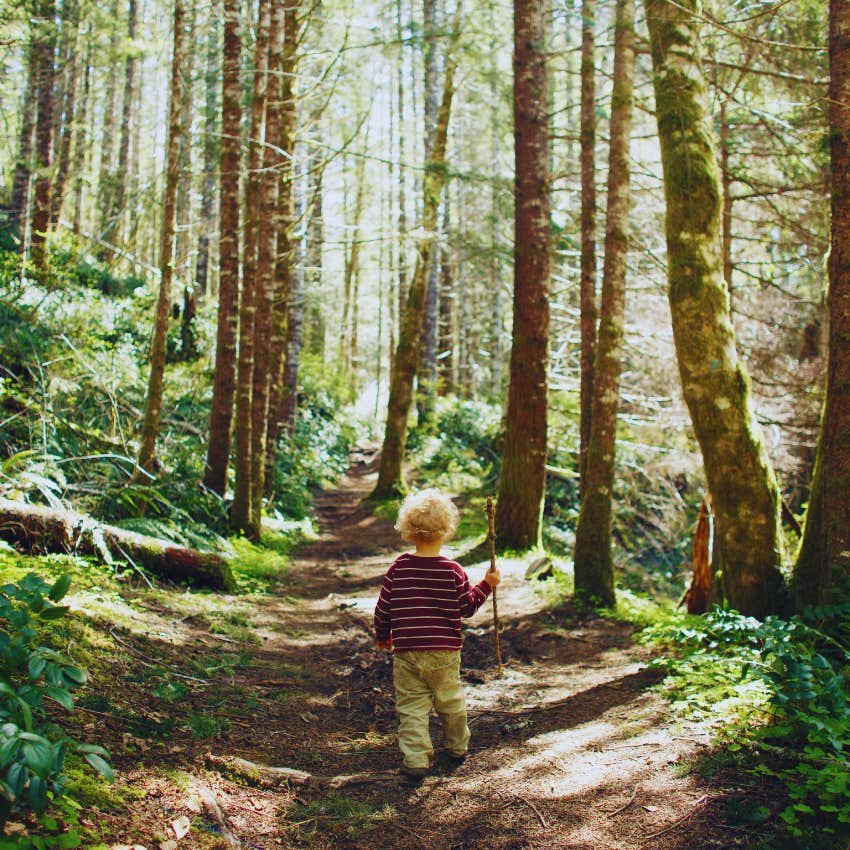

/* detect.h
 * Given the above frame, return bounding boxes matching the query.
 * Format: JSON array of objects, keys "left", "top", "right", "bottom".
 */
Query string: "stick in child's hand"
[{"left": 486, "top": 496, "right": 503, "bottom": 676}]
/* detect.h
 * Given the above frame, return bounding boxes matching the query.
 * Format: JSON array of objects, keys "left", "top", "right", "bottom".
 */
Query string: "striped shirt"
[{"left": 374, "top": 553, "right": 492, "bottom": 652}]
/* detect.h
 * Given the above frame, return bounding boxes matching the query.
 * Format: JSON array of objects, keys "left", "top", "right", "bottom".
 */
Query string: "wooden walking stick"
[{"left": 486, "top": 496, "right": 503, "bottom": 676}]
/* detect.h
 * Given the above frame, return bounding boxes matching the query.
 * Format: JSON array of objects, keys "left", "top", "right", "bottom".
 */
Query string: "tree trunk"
[
  {"left": 231, "top": 0, "right": 272, "bottom": 533},
  {"left": 438, "top": 197, "right": 455, "bottom": 394},
  {"left": 71, "top": 36, "right": 91, "bottom": 237},
  {"left": 197, "top": 12, "right": 220, "bottom": 298},
  {"left": 203, "top": 0, "right": 242, "bottom": 496},
  {"left": 249, "top": 0, "right": 285, "bottom": 534},
  {"left": 492, "top": 0, "right": 550, "bottom": 550},
  {"left": 371, "top": 5, "right": 462, "bottom": 500},
  {"left": 11, "top": 44, "right": 40, "bottom": 228},
  {"left": 395, "top": 0, "right": 409, "bottom": 330},
  {"left": 136, "top": 0, "right": 188, "bottom": 475},
  {"left": 647, "top": 0, "right": 784, "bottom": 618},
  {"left": 49, "top": 0, "right": 80, "bottom": 227},
  {"left": 265, "top": 0, "right": 300, "bottom": 487},
  {"left": 416, "top": 0, "right": 442, "bottom": 424},
  {"left": 578, "top": 0, "right": 597, "bottom": 493},
  {"left": 0, "top": 499, "right": 234, "bottom": 591},
  {"left": 572, "top": 0, "right": 635, "bottom": 606},
  {"left": 29, "top": 0, "right": 57, "bottom": 271},
  {"left": 793, "top": 0, "right": 850, "bottom": 608}
]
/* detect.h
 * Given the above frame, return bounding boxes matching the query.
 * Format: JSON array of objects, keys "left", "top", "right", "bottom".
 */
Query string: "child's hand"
[
  {"left": 484, "top": 566, "right": 501, "bottom": 588},
  {"left": 376, "top": 638, "right": 392, "bottom": 651}
]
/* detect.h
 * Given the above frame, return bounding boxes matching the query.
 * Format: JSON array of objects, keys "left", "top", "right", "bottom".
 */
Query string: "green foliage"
[
  {"left": 407, "top": 396, "right": 501, "bottom": 492},
  {"left": 288, "top": 792, "right": 375, "bottom": 839},
  {"left": 0, "top": 573, "right": 112, "bottom": 829},
  {"left": 644, "top": 608, "right": 850, "bottom": 841}
]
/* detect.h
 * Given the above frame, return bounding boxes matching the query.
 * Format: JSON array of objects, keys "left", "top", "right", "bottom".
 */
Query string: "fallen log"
[
  {"left": 0, "top": 498, "right": 235, "bottom": 591},
  {"left": 205, "top": 753, "right": 433, "bottom": 789}
]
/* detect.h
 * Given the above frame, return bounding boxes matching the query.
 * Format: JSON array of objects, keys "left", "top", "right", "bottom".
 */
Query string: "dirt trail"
[
  {"left": 211, "top": 453, "right": 729, "bottom": 850},
  {"left": 82, "top": 454, "right": 741, "bottom": 849}
]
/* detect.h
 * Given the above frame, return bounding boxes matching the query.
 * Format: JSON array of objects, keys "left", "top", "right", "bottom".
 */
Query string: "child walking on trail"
[{"left": 374, "top": 488, "right": 501, "bottom": 778}]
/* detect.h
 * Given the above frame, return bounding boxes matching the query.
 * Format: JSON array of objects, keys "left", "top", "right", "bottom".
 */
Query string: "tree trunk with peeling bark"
[
  {"left": 493, "top": 0, "right": 550, "bottom": 551},
  {"left": 647, "top": 0, "right": 784, "bottom": 618},
  {"left": 793, "top": 0, "right": 850, "bottom": 608}
]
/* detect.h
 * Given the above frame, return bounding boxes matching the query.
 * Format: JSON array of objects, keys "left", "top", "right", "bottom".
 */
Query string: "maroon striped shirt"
[{"left": 374, "top": 553, "right": 492, "bottom": 652}]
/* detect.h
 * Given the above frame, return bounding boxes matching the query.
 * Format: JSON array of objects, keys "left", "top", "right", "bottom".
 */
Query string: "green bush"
[
  {"left": 644, "top": 608, "right": 850, "bottom": 843},
  {"left": 0, "top": 573, "right": 113, "bottom": 829}
]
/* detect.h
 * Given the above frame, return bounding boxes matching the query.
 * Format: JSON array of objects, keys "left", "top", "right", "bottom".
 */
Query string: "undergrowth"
[{"left": 643, "top": 607, "right": 850, "bottom": 847}]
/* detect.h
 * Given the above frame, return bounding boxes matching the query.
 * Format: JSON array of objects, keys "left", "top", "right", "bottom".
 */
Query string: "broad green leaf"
[
  {"left": 75, "top": 743, "right": 109, "bottom": 756},
  {"left": 23, "top": 738, "right": 54, "bottom": 778},
  {"left": 61, "top": 667, "right": 87, "bottom": 685},
  {"left": 38, "top": 605, "right": 69, "bottom": 621},
  {"left": 6, "top": 761, "right": 26, "bottom": 795},
  {"left": 48, "top": 574, "right": 72, "bottom": 602},
  {"left": 44, "top": 687, "right": 74, "bottom": 712},
  {"left": 27, "top": 774, "right": 47, "bottom": 812},
  {"left": 28, "top": 656, "right": 47, "bottom": 681},
  {"left": 84, "top": 752, "right": 114, "bottom": 782}
]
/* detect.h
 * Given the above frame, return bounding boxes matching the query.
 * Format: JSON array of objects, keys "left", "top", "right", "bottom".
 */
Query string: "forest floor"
[{"left": 12, "top": 452, "right": 781, "bottom": 849}]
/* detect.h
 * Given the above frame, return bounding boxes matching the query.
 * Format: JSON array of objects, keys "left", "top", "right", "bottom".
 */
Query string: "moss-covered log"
[
  {"left": 646, "top": 0, "right": 784, "bottom": 618},
  {"left": 0, "top": 498, "right": 235, "bottom": 591}
]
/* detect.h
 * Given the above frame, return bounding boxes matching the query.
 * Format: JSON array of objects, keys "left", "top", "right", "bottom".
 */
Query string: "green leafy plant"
[
  {"left": 644, "top": 608, "right": 850, "bottom": 842},
  {"left": 0, "top": 573, "right": 113, "bottom": 828}
]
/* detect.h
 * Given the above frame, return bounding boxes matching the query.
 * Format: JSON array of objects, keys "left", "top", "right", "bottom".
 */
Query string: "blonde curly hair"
[{"left": 395, "top": 488, "right": 459, "bottom": 544}]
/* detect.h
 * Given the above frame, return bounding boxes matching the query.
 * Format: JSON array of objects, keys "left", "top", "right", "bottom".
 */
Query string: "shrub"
[
  {"left": 0, "top": 573, "right": 113, "bottom": 829},
  {"left": 644, "top": 608, "right": 850, "bottom": 843}
]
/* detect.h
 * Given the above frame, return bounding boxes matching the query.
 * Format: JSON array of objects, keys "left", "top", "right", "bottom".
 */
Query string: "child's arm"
[
  {"left": 373, "top": 568, "right": 394, "bottom": 649},
  {"left": 455, "top": 563, "right": 497, "bottom": 618}
]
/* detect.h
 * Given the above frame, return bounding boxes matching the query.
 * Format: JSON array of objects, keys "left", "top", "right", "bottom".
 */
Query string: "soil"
[{"left": 12, "top": 452, "right": 777, "bottom": 849}]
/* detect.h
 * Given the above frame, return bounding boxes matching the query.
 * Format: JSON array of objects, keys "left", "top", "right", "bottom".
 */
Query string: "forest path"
[
  {"left": 91, "top": 453, "right": 740, "bottom": 850},
  {"left": 213, "top": 452, "right": 731, "bottom": 850}
]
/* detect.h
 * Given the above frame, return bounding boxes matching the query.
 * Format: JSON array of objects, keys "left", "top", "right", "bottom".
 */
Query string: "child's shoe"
[
  {"left": 400, "top": 764, "right": 429, "bottom": 780},
  {"left": 443, "top": 750, "right": 467, "bottom": 768}
]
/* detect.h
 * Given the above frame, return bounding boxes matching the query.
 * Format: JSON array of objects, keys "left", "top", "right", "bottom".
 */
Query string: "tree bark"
[
  {"left": 136, "top": 0, "right": 188, "bottom": 475},
  {"left": 371, "top": 5, "right": 462, "bottom": 500},
  {"left": 231, "top": 0, "right": 271, "bottom": 533},
  {"left": 578, "top": 0, "right": 597, "bottom": 493},
  {"left": 197, "top": 11, "right": 220, "bottom": 298},
  {"left": 647, "top": 0, "right": 784, "bottom": 618},
  {"left": 204, "top": 0, "right": 242, "bottom": 496},
  {"left": 0, "top": 499, "right": 234, "bottom": 591},
  {"left": 572, "top": 0, "right": 635, "bottom": 606},
  {"left": 29, "top": 0, "right": 57, "bottom": 270},
  {"left": 249, "top": 0, "right": 285, "bottom": 534},
  {"left": 492, "top": 0, "right": 550, "bottom": 550},
  {"left": 793, "top": 0, "right": 850, "bottom": 608},
  {"left": 11, "top": 43, "right": 40, "bottom": 228}
]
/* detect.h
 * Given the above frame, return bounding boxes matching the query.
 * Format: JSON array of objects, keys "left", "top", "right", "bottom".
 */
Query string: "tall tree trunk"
[
  {"left": 136, "top": 0, "right": 188, "bottom": 475},
  {"left": 572, "top": 0, "right": 635, "bottom": 606},
  {"left": 371, "top": 5, "right": 462, "bottom": 499},
  {"left": 342, "top": 150, "right": 367, "bottom": 395},
  {"left": 416, "top": 0, "right": 442, "bottom": 424},
  {"left": 249, "top": 0, "right": 286, "bottom": 533},
  {"left": 493, "top": 0, "right": 550, "bottom": 550},
  {"left": 197, "top": 11, "right": 220, "bottom": 298},
  {"left": 265, "top": 0, "right": 300, "bottom": 489},
  {"left": 231, "top": 0, "right": 271, "bottom": 534},
  {"left": 97, "top": 0, "right": 123, "bottom": 256},
  {"left": 11, "top": 44, "right": 40, "bottom": 229},
  {"left": 793, "top": 0, "right": 850, "bottom": 608},
  {"left": 303, "top": 117, "right": 324, "bottom": 359},
  {"left": 29, "top": 0, "right": 57, "bottom": 271},
  {"left": 719, "top": 98, "right": 734, "bottom": 299},
  {"left": 71, "top": 36, "right": 91, "bottom": 237},
  {"left": 438, "top": 196, "right": 454, "bottom": 393},
  {"left": 578, "top": 0, "right": 597, "bottom": 493},
  {"left": 49, "top": 0, "right": 80, "bottom": 227},
  {"left": 489, "top": 16, "right": 502, "bottom": 398},
  {"left": 647, "top": 0, "right": 784, "bottom": 618},
  {"left": 203, "top": 0, "right": 242, "bottom": 495},
  {"left": 396, "top": 0, "right": 409, "bottom": 330}
]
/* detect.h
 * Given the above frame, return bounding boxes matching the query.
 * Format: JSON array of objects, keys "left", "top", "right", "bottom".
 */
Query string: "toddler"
[{"left": 374, "top": 488, "right": 500, "bottom": 777}]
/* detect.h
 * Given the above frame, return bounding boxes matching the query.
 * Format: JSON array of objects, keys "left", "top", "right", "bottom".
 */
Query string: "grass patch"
[{"left": 287, "top": 793, "right": 375, "bottom": 839}]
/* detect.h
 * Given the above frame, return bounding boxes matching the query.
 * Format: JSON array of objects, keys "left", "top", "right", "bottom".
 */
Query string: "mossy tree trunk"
[
  {"left": 492, "top": 0, "right": 550, "bottom": 551},
  {"left": 578, "top": 0, "right": 597, "bottom": 493},
  {"left": 647, "top": 0, "right": 784, "bottom": 618},
  {"left": 371, "top": 5, "right": 462, "bottom": 500},
  {"left": 793, "top": 0, "right": 850, "bottom": 607},
  {"left": 572, "top": 0, "right": 634, "bottom": 606},
  {"left": 204, "top": 0, "right": 242, "bottom": 496},
  {"left": 136, "top": 0, "right": 188, "bottom": 476}
]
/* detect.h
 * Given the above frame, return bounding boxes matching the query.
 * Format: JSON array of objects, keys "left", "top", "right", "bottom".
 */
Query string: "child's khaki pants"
[{"left": 392, "top": 649, "right": 470, "bottom": 769}]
